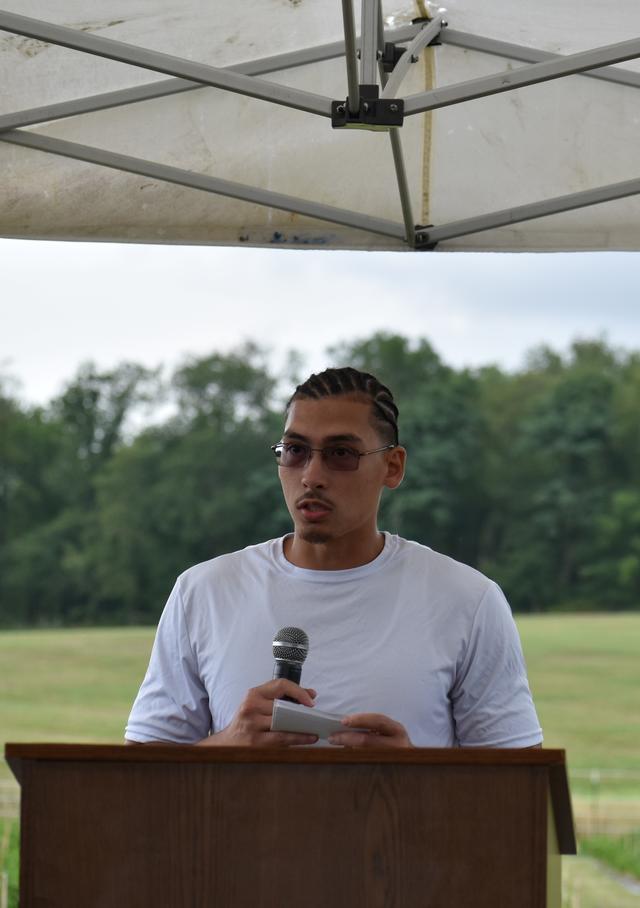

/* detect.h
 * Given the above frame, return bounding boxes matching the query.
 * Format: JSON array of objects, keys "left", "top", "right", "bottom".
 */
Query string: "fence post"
[{"left": 589, "top": 768, "right": 601, "bottom": 835}]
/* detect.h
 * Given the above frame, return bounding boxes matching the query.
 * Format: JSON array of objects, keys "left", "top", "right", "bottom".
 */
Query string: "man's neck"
[{"left": 283, "top": 530, "right": 385, "bottom": 571}]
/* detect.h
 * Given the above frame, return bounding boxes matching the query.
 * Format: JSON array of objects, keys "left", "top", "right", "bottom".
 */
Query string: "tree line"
[{"left": 1, "top": 333, "right": 639, "bottom": 627}]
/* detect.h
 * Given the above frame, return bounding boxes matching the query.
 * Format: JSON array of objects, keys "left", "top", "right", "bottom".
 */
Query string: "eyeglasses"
[{"left": 271, "top": 441, "right": 396, "bottom": 472}]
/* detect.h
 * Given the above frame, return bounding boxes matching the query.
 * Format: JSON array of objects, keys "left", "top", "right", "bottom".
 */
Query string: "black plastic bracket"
[
  {"left": 411, "top": 16, "right": 443, "bottom": 46},
  {"left": 332, "top": 85, "right": 404, "bottom": 130},
  {"left": 414, "top": 225, "right": 438, "bottom": 250},
  {"left": 381, "top": 42, "right": 406, "bottom": 73}
]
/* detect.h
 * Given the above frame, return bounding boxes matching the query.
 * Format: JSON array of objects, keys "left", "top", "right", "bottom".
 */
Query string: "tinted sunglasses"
[{"left": 271, "top": 441, "right": 396, "bottom": 472}]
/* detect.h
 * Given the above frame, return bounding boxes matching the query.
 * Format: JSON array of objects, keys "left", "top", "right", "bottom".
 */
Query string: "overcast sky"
[{"left": 1, "top": 237, "right": 639, "bottom": 406}]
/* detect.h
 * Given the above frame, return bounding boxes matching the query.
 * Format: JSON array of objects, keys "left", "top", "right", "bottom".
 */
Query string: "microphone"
[{"left": 272, "top": 626, "right": 309, "bottom": 702}]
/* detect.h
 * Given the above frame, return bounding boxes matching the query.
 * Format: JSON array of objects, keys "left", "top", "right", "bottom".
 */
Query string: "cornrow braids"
[{"left": 286, "top": 367, "right": 399, "bottom": 445}]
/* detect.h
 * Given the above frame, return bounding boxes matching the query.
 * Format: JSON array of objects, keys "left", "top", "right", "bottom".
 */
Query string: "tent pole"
[
  {"left": 0, "top": 82, "right": 198, "bottom": 134},
  {"left": 384, "top": 120, "right": 414, "bottom": 247},
  {"left": 360, "top": 0, "right": 380, "bottom": 87},
  {"left": 423, "top": 176, "right": 640, "bottom": 245},
  {"left": 0, "top": 23, "right": 422, "bottom": 134},
  {"left": 0, "top": 10, "right": 332, "bottom": 118},
  {"left": 340, "top": 0, "right": 360, "bottom": 113},
  {"left": 404, "top": 34, "right": 640, "bottom": 115},
  {"left": 0, "top": 129, "right": 406, "bottom": 241},
  {"left": 377, "top": 2, "right": 414, "bottom": 245},
  {"left": 441, "top": 28, "right": 640, "bottom": 91}
]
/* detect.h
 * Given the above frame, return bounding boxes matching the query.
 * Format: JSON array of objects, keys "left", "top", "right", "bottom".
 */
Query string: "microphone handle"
[{"left": 273, "top": 659, "right": 302, "bottom": 703}]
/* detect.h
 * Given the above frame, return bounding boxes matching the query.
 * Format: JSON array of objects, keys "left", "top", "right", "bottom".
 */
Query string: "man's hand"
[
  {"left": 198, "top": 679, "right": 319, "bottom": 748},
  {"left": 328, "top": 712, "right": 413, "bottom": 748}
]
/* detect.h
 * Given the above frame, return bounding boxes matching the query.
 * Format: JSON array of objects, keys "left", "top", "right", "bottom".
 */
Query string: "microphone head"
[{"left": 273, "top": 626, "right": 309, "bottom": 665}]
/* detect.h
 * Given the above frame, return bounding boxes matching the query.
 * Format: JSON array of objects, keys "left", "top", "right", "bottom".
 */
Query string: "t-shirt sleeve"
[
  {"left": 124, "top": 579, "right": 212, "bottom": 743},
  {"left": 450, "top": 582, "right": 543, "bottom": 747}
]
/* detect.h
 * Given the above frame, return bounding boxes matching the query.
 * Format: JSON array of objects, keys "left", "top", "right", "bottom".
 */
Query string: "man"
[{"left": 125, "top": 367, "right": 542, "bottom": 749}]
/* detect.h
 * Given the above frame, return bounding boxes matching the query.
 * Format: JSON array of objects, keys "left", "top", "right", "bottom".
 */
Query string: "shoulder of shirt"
[
  {"left": 174, "top": 538, "right": 276, "bottom": 596},
  {"left": 394, "top": 536, "right": 498, "bottom": 601},
  {"left": 171, "top": 535, "right": 502, "bottom": 610}
]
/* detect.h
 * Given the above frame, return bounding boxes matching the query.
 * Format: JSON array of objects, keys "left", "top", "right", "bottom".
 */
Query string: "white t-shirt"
[{"left": 125, "top": 534, "right": 542, "bottom": 748}]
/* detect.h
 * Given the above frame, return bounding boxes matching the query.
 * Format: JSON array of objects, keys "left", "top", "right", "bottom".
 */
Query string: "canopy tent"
[{"left": 1, "top": 0, "right": 640, "bottom": 251}]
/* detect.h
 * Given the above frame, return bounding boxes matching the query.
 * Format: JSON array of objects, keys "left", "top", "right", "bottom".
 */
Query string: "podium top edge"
[
  {"left": 5, "top": 742, "right": 566, "bottom": 767},
  {"left": 5, "top": 742, "right": 577, "bottom": 854}
]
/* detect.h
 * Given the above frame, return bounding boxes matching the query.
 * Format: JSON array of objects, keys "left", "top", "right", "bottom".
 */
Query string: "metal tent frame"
[{"left": 1, "top": 3, "right": 640, "bottom": 250}]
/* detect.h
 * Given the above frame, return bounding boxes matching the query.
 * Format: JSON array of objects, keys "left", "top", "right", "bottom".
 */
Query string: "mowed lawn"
[
  {"left": 1, "top": 614, "right": 640, "bottom": 786},
  {"left": 518, "top": 613, "right": 640, "bottom": 782},
  {"left": 0, "top": 627, "right": 155, "bottom": 778}
]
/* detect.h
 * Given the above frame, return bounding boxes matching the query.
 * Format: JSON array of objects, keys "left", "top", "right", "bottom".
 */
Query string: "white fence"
[
  {"left": 0, "top": 782, "right": 18, "bottom": 821},
  {"left": 570, "top": 769, "right": 640, "bottom": 836}
]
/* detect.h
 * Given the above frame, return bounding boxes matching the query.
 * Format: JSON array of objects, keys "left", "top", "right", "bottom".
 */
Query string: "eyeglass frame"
[{"left": 270, "top": 440, "right": 397, "bottom": 471}]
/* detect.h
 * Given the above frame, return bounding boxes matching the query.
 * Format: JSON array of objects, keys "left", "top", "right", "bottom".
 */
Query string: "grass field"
[
  {"left": 2, "top": 614, "right": 639, "bottom": 782},
  {"left": 562, "top": 855, "right": 640, "bottom": 907},
  {"left": 1, "top": 614, "right": 639, "bottom": 905},
  {"left": 0, "top": 626, "right": 153, "bottom": 776},
  {"left": 580, "top": 832, "right": 640, "bottom": 880},
  {"left": 519, "top": 613, "right": 640, "bottom": 784},
  {"left": 0, "top": 819, "right": 18, "bottom": 908}
]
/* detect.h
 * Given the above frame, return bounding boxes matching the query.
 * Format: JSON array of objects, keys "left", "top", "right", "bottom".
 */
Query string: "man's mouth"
[{"left": 297, "top": 499, "right": 333, "bottom": 520}]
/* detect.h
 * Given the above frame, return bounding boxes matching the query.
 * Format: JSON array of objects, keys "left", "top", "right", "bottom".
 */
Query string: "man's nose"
[{"left": 301, "top": 449, "right": 328, "bottom": 487}]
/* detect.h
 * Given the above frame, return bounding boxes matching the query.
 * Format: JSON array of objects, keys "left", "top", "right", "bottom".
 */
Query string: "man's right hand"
[{"left": 198, "top": 679, "right": 318, "bottom": 748}]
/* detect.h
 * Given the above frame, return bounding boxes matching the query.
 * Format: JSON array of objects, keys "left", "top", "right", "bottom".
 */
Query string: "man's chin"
[{"left": 299, "top": 527, "right": 333, "bottom": 544}]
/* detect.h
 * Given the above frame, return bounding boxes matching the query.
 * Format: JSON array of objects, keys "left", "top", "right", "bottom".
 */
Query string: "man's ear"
[{"left": 383, "top": 446, "right": 406, "bottom": 490}]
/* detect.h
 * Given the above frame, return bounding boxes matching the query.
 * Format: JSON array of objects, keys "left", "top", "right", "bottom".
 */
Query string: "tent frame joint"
[
  {"left": 414, "top": 226, "right": 439, "bottom": 251},
  {"left": 379, "top": 24, "right": 442, "bottom": 75},
  {"left": 410, "top": 16, "right": 445, "bottom": 43},
  {"left": 380, "top": 41, "right": 407, "bottom": 73},
  {"left": 331, "top": 85, "right": 404, "bottom": 129}
]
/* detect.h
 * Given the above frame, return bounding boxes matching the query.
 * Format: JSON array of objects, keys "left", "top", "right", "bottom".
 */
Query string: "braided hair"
[{"left": 286, "top": 367, "right": 399, "bottom": 445}]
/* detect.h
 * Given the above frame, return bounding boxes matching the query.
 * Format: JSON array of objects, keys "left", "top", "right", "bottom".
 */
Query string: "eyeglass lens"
[{"left": 277, "top": 443, "right": 360, "bottom": 471}]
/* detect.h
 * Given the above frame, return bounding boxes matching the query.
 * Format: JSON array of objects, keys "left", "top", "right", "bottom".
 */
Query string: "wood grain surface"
[{"left": 6, "top": 746, "right": 574, "bottom": 908}]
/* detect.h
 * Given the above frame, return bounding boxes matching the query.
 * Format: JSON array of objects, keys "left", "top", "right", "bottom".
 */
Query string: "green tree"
[
  {"left": 2, "top": 334, "right": 639, "bottom": 626},
  {"left": 49, "top": 361, "right": 160, "bottom": 502},
  {"left": 580, "top": 489, "right": 640, "bottom": 608},
  {"left": 172, "top": 343, "right": 276, "bottom": 432},
  {"left": 85, "top": 348, "right": 287, "bottom": 623},
  {"left": 480, "top": 340, "right": 631, "bottom": 611},
  {"left": 0, "top": 363, "right": 161, "bottom": 626}
]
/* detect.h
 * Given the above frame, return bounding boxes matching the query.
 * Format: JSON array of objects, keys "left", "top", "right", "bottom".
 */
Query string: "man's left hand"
[{"left": 328, "top": 713, "right": 413, "bottom": 748}]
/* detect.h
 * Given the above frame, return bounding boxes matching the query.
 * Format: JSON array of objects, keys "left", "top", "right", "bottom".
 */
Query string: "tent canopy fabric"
[{"left": 1, "top": 0, "right": 640, "bottom": 251}]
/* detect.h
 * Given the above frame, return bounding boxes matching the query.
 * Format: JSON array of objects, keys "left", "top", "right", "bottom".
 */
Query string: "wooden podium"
[{"left": 5, "top": 744, "right": 575, "bottom": 908}]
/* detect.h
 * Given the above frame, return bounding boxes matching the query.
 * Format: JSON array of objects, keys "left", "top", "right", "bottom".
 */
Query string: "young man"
[{"left": 125, "top": 367, "right": 542, "bottom": 749}]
